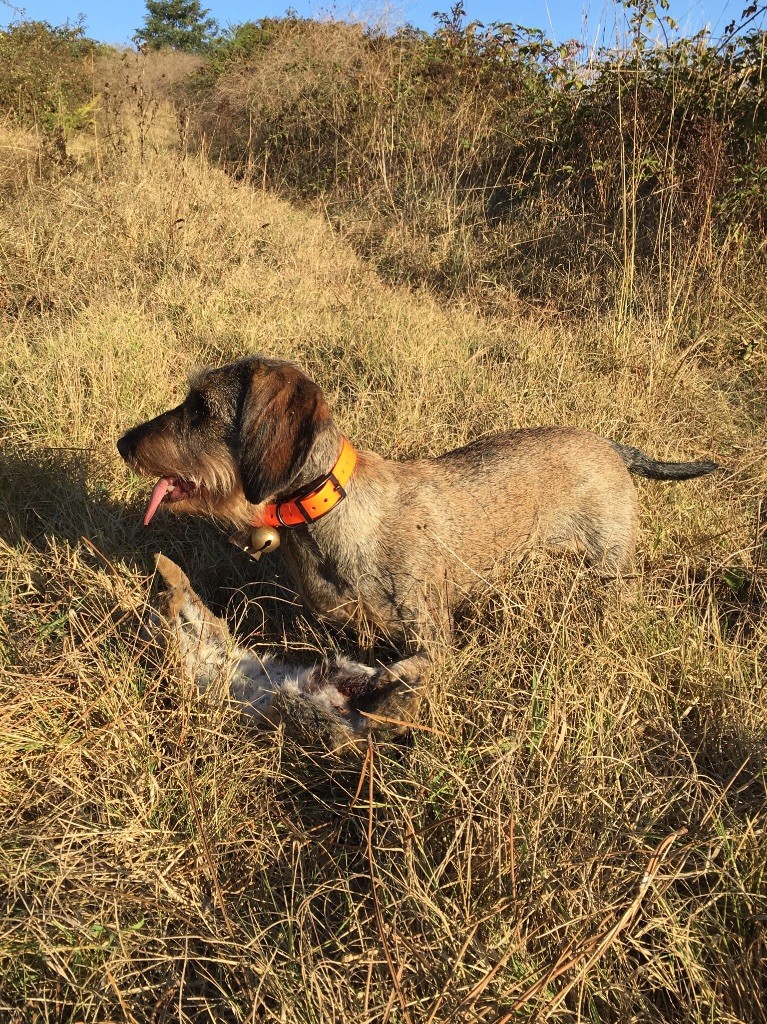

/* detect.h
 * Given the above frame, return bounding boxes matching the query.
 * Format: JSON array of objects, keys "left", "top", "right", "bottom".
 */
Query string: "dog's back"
[{"left": 404, "top": 426, "right": 642, "bottom": 577}]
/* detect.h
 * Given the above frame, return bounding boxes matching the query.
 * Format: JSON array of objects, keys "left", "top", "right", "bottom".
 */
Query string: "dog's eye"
[{"left": 185, "top": 392, "right": 208, "bottom": 425}]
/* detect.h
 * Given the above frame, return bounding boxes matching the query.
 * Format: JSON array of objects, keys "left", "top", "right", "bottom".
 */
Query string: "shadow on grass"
[{"left": 0, "top": 442, "right": 327, "bottom": 648}]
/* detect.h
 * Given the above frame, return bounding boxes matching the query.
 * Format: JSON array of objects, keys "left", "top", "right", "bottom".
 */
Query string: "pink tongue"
[{"left": 143, "top": 477, "right": 173, "bottom": 526}]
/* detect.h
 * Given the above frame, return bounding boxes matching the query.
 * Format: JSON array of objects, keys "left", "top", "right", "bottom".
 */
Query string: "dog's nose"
[{"left": 116, "top": 433, "right": 131, "bottom": 460}]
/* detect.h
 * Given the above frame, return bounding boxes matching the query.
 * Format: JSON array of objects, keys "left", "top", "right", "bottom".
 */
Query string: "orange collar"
[{"left": 254, "top": 438, "right": 357, "bottom": 529}]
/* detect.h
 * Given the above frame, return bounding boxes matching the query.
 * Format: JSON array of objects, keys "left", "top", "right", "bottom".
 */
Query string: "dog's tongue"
[{"left": 143, "top": 477, "right": 173, "bottom": 526}]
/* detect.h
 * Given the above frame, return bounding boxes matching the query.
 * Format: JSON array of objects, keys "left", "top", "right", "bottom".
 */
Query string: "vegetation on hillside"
[
  {"left": 0, "top": 19, "right": 101, "bottom": 148},
  {"left": 187, "top": 2, "right": 767, "bottom": 320},
  {"left": 0, "top": 7, "right": 765, "bottom": 1022},
  {"left": 4, "top": 4, "right": 767, "bottom": 318}
]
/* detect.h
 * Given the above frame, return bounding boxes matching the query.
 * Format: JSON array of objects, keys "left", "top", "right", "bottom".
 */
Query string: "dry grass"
[
  {"left": 0, "top": 117, "right": 44, "bottom": 194},
  {"left": 1, "top": 106, "right": 766, "bottom": 1023},
  {"left": 192, "top": 17, "right": 767, "bottom": 324}
]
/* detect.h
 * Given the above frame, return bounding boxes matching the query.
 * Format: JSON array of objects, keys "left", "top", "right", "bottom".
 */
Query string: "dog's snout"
[
  {"left": 117, "top": 419, "right": 156, "bottom": 462},
  {"left": 117, "top": 424, "right": 145, "bottom": 462},
  {"left": 116, "top": 432, "right": 131, "bottom": 461}
]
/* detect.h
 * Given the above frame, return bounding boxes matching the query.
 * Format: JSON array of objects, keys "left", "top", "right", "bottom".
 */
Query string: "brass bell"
[{"left": 247, "top": 526, "right": 280, "bottom": 561}]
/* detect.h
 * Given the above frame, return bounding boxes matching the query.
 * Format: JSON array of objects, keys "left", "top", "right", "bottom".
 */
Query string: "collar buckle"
[
  {"left": 260, "top": 438, "right": 356, "bottom": 530},
  {"left": 276, "top": 495, "right": 312, "bottom": 526},
  {"left": 326, "top": 470, "right": 347, "bottom": 501}
]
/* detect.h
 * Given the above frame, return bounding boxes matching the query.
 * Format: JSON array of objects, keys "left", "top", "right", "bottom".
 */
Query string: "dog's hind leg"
[
  {"left": 352, "top": 652, "right": 429, "bottom": 739},
  {"left": 586, "top": 520, "right": 637, "bottom": 577},
  {"left": 569, "top": 479, "right": 639, "bottom": 577}
]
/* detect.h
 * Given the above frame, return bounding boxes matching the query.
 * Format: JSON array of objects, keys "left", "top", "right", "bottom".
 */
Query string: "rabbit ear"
[
  {"left": 154, "top": 553, "right": 192, "bottom": 591},
  {"left": 236, "top": 361, "right": 333, "bottom": 505}
]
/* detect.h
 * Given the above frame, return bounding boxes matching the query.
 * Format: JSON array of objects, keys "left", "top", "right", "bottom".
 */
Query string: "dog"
[
  {"left": 147, "top": 554, "right": 426, "bottom": 749},
  {"left": 118, "top": 356, "right": 717, "bottom": 643}
]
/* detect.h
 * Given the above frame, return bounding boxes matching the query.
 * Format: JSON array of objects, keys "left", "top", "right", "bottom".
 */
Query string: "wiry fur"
[
  {"left": 148, "top": 554, "right": 426, "bottom": 750},
  {"left": 119, "top": 356, "right": 718, "bottom": 645}
]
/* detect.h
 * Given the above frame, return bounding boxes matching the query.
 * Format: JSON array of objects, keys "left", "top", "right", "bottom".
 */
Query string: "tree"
[{"left": 133, "top": 0, "right": 218, "bottom": 52}]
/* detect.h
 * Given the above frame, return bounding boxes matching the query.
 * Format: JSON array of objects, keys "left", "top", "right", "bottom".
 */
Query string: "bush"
[
  {"left": 0, "top": 20, "right": 99, "bottom": 132},
  {"left": 188, "top": 4, "right": 767, "bottom": 311}
]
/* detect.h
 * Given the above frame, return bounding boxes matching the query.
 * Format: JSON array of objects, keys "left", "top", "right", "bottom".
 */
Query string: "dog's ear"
[{"left": 237, "top": 363, "right": 332, "bottom": 504}]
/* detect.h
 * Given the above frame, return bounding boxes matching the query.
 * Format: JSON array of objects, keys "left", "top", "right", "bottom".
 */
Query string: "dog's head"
[{"left": 117, "top": 356, "right": 334, "bottom": 526}]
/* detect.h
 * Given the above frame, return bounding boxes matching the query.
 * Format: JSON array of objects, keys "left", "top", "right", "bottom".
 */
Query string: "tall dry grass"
[
  {"left": 0, "top": 67, "right": 766, "bottom": 1024},
  {"left": 191, "top": 12, "right": 767, "bottom": 339}
]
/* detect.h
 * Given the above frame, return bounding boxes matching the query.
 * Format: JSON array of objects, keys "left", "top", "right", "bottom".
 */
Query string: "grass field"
[{"left": 1, "top": 75, "right": 766, "bottom": 1023}]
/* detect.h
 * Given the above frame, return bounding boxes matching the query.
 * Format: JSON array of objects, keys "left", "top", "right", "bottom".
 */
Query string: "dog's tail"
[{"left": 610, "top": 441, "right": 718, "bottom": 481}]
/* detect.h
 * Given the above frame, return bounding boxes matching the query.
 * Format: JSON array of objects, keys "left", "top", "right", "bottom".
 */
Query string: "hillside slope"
[{"left": 1, "top": 117, "right": 765, "bottom": 1023}]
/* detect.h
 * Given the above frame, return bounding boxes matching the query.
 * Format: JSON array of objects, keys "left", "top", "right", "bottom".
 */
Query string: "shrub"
[
  {"left": 0, "top": 20, "right": 99, "bottom": 132},
  {"left": 188, "top": 3, "right": 767, "bottom": 312}
]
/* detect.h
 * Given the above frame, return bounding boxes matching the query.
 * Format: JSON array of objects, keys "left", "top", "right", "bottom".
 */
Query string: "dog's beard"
[{"left": 131, "top": 443, "right": 240, "bottom": 525}]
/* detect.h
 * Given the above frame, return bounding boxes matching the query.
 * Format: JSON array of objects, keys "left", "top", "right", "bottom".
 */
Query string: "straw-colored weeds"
[{"left": 0, "top": 103, "right": 765, "bottom": 1023}]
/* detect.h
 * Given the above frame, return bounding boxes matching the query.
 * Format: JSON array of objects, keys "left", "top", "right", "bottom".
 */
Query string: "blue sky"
[{"left": 0, "top": 0, "right": 749, "bottom": 47}]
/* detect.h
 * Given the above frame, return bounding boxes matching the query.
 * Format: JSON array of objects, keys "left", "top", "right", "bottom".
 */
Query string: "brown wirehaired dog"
[{"left": 118, "top": 356, "right": 717, "bottom": 644}]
